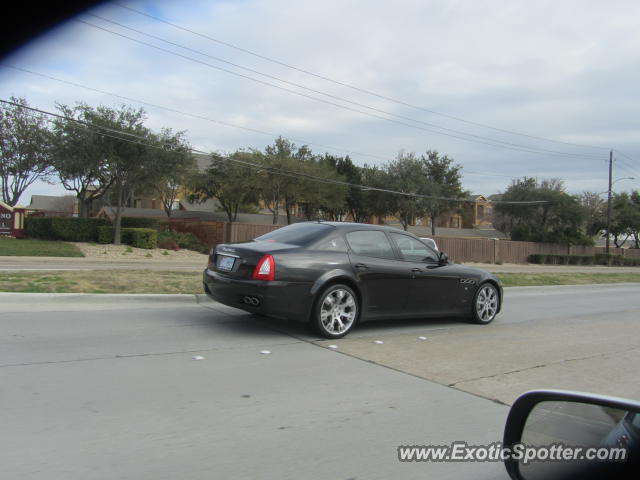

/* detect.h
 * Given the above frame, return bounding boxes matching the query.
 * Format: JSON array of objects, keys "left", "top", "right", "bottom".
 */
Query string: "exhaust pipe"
[{"left": 243, "top": 296, "right": 260, "bottom": 306}]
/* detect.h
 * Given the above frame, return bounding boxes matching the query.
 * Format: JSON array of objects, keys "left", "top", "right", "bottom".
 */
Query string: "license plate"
[{"left": 216, "top": 255, "right": 235, "bottom": 271}]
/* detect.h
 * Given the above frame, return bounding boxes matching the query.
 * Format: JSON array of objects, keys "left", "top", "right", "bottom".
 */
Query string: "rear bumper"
[{"left": 202, "top": 269, "right": 313, "bottom": 321}]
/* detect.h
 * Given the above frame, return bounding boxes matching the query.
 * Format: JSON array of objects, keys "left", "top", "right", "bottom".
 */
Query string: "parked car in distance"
[
  {"left": 420, "top": 237, "right": 438, "bottom": 251},
  {"left": 203, "top": 221, "right": 503, "bottom": 338}
]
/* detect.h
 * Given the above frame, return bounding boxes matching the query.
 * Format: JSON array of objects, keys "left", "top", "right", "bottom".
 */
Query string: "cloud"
[{"left": 1, "top": 0, "right": 639, "bottom": 204}]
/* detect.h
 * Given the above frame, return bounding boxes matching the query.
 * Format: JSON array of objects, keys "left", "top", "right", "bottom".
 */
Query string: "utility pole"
[{"left": 605, "top": 150, "right": 613, "bottom": 255}]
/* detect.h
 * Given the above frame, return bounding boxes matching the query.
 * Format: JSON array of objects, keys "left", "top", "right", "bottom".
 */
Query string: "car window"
[
  {"left": 345, "top": 230, "right": 396, "bottom": 259},
  {"left": 255, "top": 222, "right": 334, "bottom": 245},
  {"left": 313, "top": 235, "right": 348, "bottom": 252},
  {"left": 389, "top": 232, "right": 438, "bottom": 263}
]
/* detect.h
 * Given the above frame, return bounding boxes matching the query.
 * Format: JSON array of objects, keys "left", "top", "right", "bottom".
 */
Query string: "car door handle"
[
  {"left": 411, "top": 268, "right": 423, "bottom": 273},
  {"left": 354, "top": 263, "right": 368, "bottom": 270}
]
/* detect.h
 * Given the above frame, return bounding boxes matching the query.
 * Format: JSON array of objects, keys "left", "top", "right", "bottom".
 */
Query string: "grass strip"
[
  {"left": 0, "top": 238, "right": 84, "bottom": 257},
  {"left": 0, "top": 270, "right": 201, "bottom": 294},
  {"left": 0, "top": 270, "right": 639, "bottom": 294},
  {"left": 496, "top": 272, "right": 640, "bottom": 287}
]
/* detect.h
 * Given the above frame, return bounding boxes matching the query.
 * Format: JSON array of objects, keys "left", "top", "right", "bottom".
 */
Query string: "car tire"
[
  {"left": 471, "top": 282, "right": 499, "bottom": 324},
  {"left": 312, "top": 284, "right": 359, "bottom": 339}
]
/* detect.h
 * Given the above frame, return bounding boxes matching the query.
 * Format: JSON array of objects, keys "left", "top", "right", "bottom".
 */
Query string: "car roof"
[{"left": 304, "top": 221, "right": 418, "bottom": 236}]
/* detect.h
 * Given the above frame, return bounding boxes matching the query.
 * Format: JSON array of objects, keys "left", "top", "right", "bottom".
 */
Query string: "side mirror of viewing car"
[
  {"left": 503, "top": 390, "right": 640, "bottom": 480},
  {"left": 438, "top": 252, "right": 449, "bottom": 264}
]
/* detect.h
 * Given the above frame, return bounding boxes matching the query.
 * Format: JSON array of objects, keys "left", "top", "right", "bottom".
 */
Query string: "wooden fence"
[
  {"left": 168, "top": 218, "right": 639, "bottom": 264},
  {"left": 431, "top": 236, "right": 634, "bottom": 264},
  {"left": 168, "top": 219, "right": 280, "bottom": 247}
]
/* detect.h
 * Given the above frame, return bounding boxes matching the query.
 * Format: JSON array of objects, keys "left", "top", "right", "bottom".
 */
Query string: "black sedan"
[{"left": 203, "top": 221, "right": 503, "bottom": 338}]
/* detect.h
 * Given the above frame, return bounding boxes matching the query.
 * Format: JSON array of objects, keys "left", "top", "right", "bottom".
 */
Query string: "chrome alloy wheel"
[
  {"left": 475, "top": 284, "right": 498, "bottom": 323},
  {"left": 319, "top": 288, "right": 357, "bottom": 335}
]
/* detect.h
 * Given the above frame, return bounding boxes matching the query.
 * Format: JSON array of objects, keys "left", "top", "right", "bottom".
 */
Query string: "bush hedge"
[
  {"left": 121, "top": 217, "right": 162, "bottom": 230},
  {"left": 593, "top": 253, "right": 640, "bottom": 267},
  {"left": 528, "top": 253, "right": 640, "bottom": 266},
  {"left": 97, "top": 226, "right": 157, "bottom": 249},
  {"left": 25, "top": 217, "right": 109, "bottom": 242},
  {"left": 157, "top": 230, "right": 208, "bottom": 253}
]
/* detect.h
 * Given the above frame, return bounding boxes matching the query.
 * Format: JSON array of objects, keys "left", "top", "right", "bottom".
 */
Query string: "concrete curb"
[{"left": 0, "top": 292, "right": 216, "bottom": 304}]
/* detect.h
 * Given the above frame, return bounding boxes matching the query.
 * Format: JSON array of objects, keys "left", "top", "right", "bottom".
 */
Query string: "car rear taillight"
[{"left": 252, "top": 254, "right": 275, "bottom": 281}]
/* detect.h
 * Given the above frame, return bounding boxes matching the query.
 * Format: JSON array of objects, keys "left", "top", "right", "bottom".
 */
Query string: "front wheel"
[
  {"left": 471, "top": 283, "right": 499, "bottom": 324},
  {"left": 313, "top": 284, "right": 359, "bottom": 339}
]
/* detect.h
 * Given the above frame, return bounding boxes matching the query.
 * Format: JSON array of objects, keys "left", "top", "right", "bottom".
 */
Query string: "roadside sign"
[{"left": 0, "top": 201, "right": 25, "bottom": 237}]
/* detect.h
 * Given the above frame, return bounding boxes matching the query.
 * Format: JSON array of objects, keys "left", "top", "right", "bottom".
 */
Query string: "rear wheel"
[
  {"left": 471, "top": 283, "right": 499, "bottom": 324},
  {"left": 313, "top": 284, "right": 358, "bottom": 338}
]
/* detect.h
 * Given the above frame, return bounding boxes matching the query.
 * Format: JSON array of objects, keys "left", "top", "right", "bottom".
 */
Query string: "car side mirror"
[
  {"left": 503, "top": 390, "right": 640, "bottom": 480},
  {"left": 438, "top": 252, "right": 449, "bottom": 264}
]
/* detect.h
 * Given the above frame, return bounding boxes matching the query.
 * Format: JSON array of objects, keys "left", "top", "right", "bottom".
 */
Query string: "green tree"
[
  {"left": 322, "top": 154, "right": 363, "bottom": 221},
  {"left": 190, "top": 151, "right": 259, "bottom": 222},
  {"left": 297, "top": 156, "right": 347, "bottom": 221},
  {"left": 494, "top": 177, "right": 592, "bottom": 245},
  {"left": 386, "top": 152, "right": 427, "bottom": 230},
  {"left": 610, "top": 191, "right": 640, "bottom": 248},
  {"left": 81, "top": 104, "right": 152, "bottom": 244},
  {"left": 51, "top": 102, "right": 114, "bottom": 217},
  {"left": 578, "top": 191, "right": 607, "bottom": 238},
  {"left": 420, "top": 150, "right": 465, "bottom": 235},
  {"left": 359, "top": 164, "right": 394, "bottom": 222},
  {"left": 257, "top": 137, "right": 312, "bottom": 224},
  {"left": 142, "top": 128, "right": 196, "bottom": 217},
  {"left": 0, "top": 97, "right": 53, "bottom": 206},
  {"left": 384, "top": 150, "right": 464, "bottom": 232}
]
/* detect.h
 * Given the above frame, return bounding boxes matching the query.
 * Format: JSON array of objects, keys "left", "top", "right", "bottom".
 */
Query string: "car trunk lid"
[{"left": 210, "top": 241, "right": 296, "bottom": 279}]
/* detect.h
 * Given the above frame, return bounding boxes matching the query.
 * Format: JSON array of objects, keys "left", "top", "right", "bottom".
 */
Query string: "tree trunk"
[
  {"left": 285, "top": 204, "right": 292, "bottom": 225},
  {"left": 78, "top": 196, "right": 89, "bottom": 218},
  {"left": 431, "top": 215, "right": 436, "bottom": 236},
  {"left": 113, "top": 183, "right": 124, "bottom": 245}
]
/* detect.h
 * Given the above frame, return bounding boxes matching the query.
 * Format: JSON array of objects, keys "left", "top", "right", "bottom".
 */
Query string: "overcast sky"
[{"left": 2, "top": 0, "right": 640, "bottom": 205}]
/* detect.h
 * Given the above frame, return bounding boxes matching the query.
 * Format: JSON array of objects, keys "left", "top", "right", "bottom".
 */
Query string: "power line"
[
  {"left": 0, "top": 98, "right": 552, "bottom": 205},
  {"left": 2, "top": 64, "right": 562, "bottom": 181},
  {"left": 76, "top": 18, "right": 605, "bottom": 161},
  {"left": 112, "top": 1, "right": 610, "bottom": 152},
  {"left": 614, "top": 159, "right": 640, "bottom": 179},
  {"left": 86, "top": 13, "right": 604, "bottom": 161},
  {"left": 615, "top": 150, "right": 640, "bottom": 168}
]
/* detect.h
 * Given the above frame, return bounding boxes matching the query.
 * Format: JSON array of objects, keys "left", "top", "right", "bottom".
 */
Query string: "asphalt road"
[{"left": 2, "top": 284, "right": 639, "bottom": 479}]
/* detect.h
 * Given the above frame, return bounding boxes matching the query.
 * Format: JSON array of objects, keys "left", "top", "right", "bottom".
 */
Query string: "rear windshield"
[{"left": 254, "top": 222, "right": 334, "bottom": 246}]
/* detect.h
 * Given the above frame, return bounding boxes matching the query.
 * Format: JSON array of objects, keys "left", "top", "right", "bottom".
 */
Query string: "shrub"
[
  {"left": 622, "top": 256, "right": 640, "bottom": 266},
  {"left": 96, "top": 227, "right": 157, "bottom": 249},
  {"left": 158, "top": 230, "right": 208, "bottom": 253},
  {"left": 528, "top": 254, "right": 546, "bottom": 264},
  {"left": 25, "top": 217, "right": 53, "bottom": 239},
  {"left": 544, "top": 254, "right": 568, "bottom": 265},
  {"left": 97, "top": 226, "right": 113, "bottom": 244},
  {"left": 567, "top": 255, "right": 581, "bottom": 265},
  {"left": 25, "top": 217, "right": 109, "bottom": 242},
  {"left": 121, "top": 217, "right": 162, "bottom": 230},
  {"left": 126, "top": 228, "right": 157, "bottom": 249},
  {"left": 157, "top": 237, "right": 179, "bottom": 250},
  {"left": 580, "top": 255, "right": 595, "bottom": 265}
]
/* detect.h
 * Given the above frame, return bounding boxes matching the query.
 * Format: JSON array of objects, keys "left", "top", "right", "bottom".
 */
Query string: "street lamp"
[
  {"left": 597, "top": 177, "right": 635, "bottom": 195},
  {"left": 605, "top": 171, "right": 635, "bottom": 255}
]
